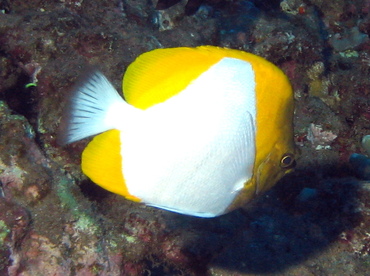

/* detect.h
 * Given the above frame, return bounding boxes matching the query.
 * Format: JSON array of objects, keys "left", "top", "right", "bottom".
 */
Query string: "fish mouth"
[
  {"left": 225, "top": 144, "right": 299, "bottom": 214},
  {"left": 254, "top": 147, "right": 298, "bottom": 196}
]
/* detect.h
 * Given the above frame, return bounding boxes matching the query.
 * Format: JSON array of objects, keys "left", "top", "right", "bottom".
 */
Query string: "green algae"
[
  {"left": 121, "top": 234, "right": 137, "bottom": 244},
  {"left": 55, "top": 176, "right": 79, "bottom": 211},
  {"left": 55, "top": 176, "right": 97, "bottom": 234},
  {"left": 339, "top": 50, "right": 359, "bottom": 58},
  {"left": 0, "top": 221, "right": 10, "bottom": 244},
  {"left": 362, "top": 135, "right": 370, "bottom": 156},
  {"left": 74, "top": 214, "right": 98, "bottom": 234}
]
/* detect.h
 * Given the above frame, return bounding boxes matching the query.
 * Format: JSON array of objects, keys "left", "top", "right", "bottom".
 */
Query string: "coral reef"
[
  {"left": 0, "top": 0, "right": 370, "bottom": 275},
  {"left": 307, "top": 123, "right": 338, "bottom": 149}
]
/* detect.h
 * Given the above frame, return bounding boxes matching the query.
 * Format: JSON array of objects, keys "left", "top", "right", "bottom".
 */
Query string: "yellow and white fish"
[{"left": 59, "top": 46, "right": 297, "bottom": 217}]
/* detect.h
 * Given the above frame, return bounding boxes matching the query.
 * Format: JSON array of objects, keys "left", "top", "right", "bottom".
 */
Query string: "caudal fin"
[{"left": 58, "top": 70, "right": 127, "bottom": 145}]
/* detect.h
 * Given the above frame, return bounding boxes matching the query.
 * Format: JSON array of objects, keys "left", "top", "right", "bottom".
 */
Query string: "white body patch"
[{"left": 119, "top": 58, "right": 257, "bottom": 217}]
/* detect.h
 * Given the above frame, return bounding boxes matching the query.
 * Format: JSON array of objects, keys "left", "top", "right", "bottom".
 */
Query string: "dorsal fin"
[
  {"left": 122, "top": 45, "right": 278, "bottom": 110},
  {"left": 122, "top": 46, "right": 223, "bottom": 109}
]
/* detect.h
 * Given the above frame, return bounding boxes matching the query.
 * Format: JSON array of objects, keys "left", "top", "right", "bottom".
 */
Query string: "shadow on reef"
[
  {"left": 155, "top": 163, "right": 362, "bottom": 274},
  {"left": 77, "top": 160, "right": 361, "bottom": 275},
  {"left": 79, "top": 179, "right": 112, "bottom": 202},
  {"left": 0, "top": 69, "right": 37, "bottom": 122}
]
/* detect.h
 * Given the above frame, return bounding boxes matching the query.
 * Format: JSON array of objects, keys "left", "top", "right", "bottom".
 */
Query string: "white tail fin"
[{"left": 58, "top": 70, "right": 129, "bottom": 145}]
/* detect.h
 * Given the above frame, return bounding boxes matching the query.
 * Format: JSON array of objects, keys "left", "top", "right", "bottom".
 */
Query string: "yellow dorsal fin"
[
  {"left": 123, "top": 46, "right": 245, "bottom": 109},
  {"left": 81, "top": 129, "right": 140, "bottom": 202}
]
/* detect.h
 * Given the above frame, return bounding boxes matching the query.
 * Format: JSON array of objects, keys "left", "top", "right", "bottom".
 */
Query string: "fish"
[{"left": 58, "top": 46, "right": 297, "bottom": 217}]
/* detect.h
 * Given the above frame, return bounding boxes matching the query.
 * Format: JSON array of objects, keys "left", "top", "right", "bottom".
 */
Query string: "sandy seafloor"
[{"left": 1, "top": 0, "right": 370, "bottom": 275}]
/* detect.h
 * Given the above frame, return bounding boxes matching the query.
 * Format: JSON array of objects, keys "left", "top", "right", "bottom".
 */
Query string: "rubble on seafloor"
[{"left": 0, "top": 0, "right": 370, "bottom": 275}]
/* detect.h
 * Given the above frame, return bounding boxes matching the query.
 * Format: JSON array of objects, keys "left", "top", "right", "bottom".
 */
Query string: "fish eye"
[{"left": 280, "top": 153, "right": 296, "bottom": 169}]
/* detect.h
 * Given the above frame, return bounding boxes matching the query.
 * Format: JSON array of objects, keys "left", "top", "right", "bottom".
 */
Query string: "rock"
[{"left": 349, "top": 153, "right": 370, "bottom": 180}]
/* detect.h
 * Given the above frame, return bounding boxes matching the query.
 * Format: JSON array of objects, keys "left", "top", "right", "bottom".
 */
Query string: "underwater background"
[{"left": 1, "top": 0, "right": 370, "bottom": 275}]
